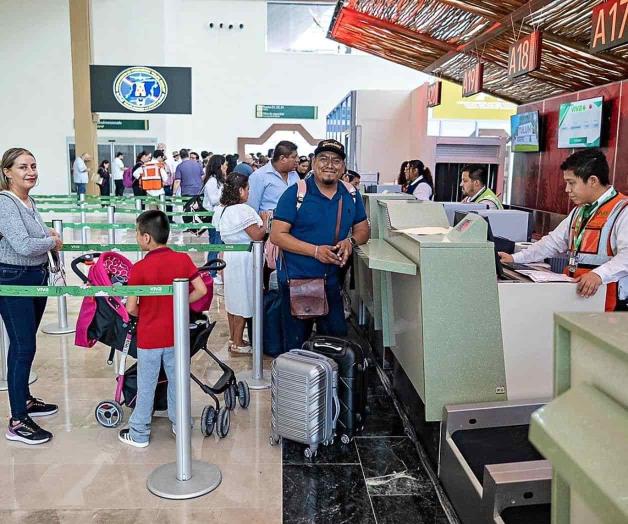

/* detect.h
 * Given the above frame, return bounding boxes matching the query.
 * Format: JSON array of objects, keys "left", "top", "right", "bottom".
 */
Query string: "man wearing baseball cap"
[{"left": 270, "top": 139, "right": 370, "bottom": 353}]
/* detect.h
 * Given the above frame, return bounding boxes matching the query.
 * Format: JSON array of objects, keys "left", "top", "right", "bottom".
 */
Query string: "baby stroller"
[{"left": 73, "top": 252, "right": 251, "bottom": 439}]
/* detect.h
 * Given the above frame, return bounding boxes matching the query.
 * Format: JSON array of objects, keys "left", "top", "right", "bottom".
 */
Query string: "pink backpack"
[
  {"left": 265, "top": 179, "right": 357, "bottom": 270},
  {"left": 122, "top": 166, "right": 134, "bottom": 188}
]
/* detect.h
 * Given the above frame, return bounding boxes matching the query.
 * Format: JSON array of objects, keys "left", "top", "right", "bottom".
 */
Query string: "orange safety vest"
[
  {"left": 140, "top": 162, "right": 164, "bottom": 191},
  {"left": 565, "top": 192, "right": 628, "bottom": 311}
]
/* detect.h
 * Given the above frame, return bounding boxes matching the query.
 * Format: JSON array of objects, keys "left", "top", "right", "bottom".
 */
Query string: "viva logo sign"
[{"left": 113, "top": 66, "right": 168, "bottom": 112}]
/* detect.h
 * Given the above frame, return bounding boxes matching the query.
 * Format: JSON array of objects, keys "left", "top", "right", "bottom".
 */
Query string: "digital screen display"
[
  {"left": 511, "top": 111, "right": 540, "bottom": 152},
  {"left": 558, "top": 97, "right": 603, "bottom": 149}
]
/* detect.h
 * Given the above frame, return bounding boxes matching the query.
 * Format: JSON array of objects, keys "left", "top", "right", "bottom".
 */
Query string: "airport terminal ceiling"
[{"left": 328, "top": 0, "right": 628, "bottom": 104}]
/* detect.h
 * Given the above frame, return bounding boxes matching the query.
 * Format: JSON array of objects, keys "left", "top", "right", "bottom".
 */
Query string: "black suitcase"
[{"left": 302, "top": 336, "right": 368, "bottom": 443}]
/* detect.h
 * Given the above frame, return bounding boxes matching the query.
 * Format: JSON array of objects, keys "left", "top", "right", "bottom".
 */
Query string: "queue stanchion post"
[
  {"left": 42, "top": 220, "right": 75, "bottom": 335},
  {"left": 107, "top": 205, "right": 116, "bottom": 245},
  {"left": 0, "top": 315, "right": 36, "bottom": 391},
  {"left": 135, "top": 199, "right": 143, "bottom": 260},
  {"left": 146, "top": 279, "right": 222, "bottom": 499},
  {"left": 239, "top": 241, "right": 270, "bottom": 390},
  {"left": 80, "top": 201, "right": 88, "bottom": 244}
]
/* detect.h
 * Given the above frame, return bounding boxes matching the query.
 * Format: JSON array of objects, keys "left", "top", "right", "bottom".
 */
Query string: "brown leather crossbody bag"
[{"left": 287, "top": 198, "right": 343, "bottom": 320}]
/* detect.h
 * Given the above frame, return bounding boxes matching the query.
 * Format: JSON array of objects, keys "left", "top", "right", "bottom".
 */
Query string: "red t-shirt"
[{"left": 128, "top": 247, "right": 199, "bottom": 349}]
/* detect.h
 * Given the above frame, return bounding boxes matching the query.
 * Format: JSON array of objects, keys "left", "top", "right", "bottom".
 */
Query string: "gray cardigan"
[{"left": 0, "top": 191, "right": 55, "bottom": 266}]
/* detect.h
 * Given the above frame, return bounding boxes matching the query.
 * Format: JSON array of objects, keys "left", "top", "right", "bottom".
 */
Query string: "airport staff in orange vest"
[{"left": 499, "top": 149, "right": 628, "bottom": 311}]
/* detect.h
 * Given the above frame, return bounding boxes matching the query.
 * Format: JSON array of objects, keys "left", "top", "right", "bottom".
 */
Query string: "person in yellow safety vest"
[
  {"left": 134, "top": 149, "right": 169, "bottom": 198},
  {"left": 500, "top": 149, "right": 628, "bottom": 312},
  {"left": 460, "top": 164, "right": 504, "bottom": 210}
]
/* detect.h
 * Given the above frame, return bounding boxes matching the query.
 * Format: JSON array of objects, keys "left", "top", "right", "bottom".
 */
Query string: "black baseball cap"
[{"left": 314, "top": 139, "right": 346, "bottom": 160}]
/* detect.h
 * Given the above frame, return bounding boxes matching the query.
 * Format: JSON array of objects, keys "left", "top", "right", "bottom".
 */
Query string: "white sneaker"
[{"left": 118, "top": 429, "right": 148, "bottom": 448}]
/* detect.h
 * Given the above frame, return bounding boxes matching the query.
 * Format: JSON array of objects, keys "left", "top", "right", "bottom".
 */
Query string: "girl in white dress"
[{"left": 212, "top": 174, "right": 265, "bottom": 355}]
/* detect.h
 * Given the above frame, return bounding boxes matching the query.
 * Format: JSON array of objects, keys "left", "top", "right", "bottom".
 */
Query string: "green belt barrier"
[
  {"left": 35, "top": 195, "right": 186, "bottom": 203},
  {"left": 61, "top": 242, "right": 250, "bottom": 252},
  {"left": 38, "top": 207, "right": 213, "bottom": 217},
  {"left": 45, "top": 221, "right": 213, "bottom": 231},
  {"left": 0, "top": 284, "right": 172, "bottom": 297}
]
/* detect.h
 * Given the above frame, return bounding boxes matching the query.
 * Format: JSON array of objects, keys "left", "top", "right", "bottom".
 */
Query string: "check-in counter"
[{"left": 530, "top": 313, "right": 628, "bottom": 524}]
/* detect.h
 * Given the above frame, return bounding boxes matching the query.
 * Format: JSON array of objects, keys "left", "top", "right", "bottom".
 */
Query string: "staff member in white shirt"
[
  {"left": 403, "top": 159, "right": 434, "bottom": 201},
  {"left": 500, "top": 149, "right": 628, "bottom": 311},
  {"left": 112, "top": 152, "right": 125, "bottom": 196}
]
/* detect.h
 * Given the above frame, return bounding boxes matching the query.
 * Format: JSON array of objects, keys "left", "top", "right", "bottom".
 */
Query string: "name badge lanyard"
[{"left": 567, "top": 189, "right": 617, "bottom": 275}]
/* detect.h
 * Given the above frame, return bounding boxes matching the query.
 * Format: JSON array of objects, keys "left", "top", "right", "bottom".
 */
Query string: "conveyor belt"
[
  {"left": 501, "top": 503, "right": 551, "bottom": 524},
  {"left": 451, "top": 425, "right": 543, "bottom": 484}
]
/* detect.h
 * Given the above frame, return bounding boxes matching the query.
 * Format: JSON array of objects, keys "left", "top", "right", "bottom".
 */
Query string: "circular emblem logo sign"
[{"left": 113, "top": 66, "right": 168, "bottom": 112}]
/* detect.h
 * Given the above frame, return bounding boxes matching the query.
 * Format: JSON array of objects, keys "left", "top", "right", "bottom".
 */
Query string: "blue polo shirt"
[{"left": 274, "top": 177, "right": 367, "bottom": 285}]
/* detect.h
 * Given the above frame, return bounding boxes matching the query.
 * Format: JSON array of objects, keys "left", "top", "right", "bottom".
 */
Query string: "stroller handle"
[
  {"left": 199, "top": 259, "right": 226, "bottom": 273},
  {"left": 71, "top": 253, "right": 102, "bottom": 284}
]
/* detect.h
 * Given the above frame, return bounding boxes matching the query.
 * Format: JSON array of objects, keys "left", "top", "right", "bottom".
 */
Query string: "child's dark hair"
[
  {"left": 136, "top": 210, "right": 170, "bottom": 244},
  {"left": 220, "top": 173, "right": 249, "bottom": 206}
]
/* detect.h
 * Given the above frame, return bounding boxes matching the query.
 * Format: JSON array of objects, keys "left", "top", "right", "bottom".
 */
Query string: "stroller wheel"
[
  {"left": 95, "top": 400, "right": 124, "bottom": 428},
  {"left": 224, "top": 385, "right": 236, "bottom": 411},
  {"left": 201, "top": 405, "right": 216, "bottom": 437},
  {"left": 237, "top": 381, "right": 251, "bottom": 409},
  {"left": 216, "top": 407, "right": 230, "bottom": 438}
]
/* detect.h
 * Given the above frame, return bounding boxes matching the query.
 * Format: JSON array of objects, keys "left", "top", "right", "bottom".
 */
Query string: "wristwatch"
[{"left": 348, "top": 236, "right": 357, "bottom": 248}]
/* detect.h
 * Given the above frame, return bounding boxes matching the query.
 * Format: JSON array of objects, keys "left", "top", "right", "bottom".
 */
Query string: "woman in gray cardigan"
[{"left": 0, "top": 148, "right": 63, "bottom": 445}]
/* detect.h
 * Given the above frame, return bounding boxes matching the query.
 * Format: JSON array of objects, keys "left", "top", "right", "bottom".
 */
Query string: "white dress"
[{"left": 213, "top": 204, "right": 262, "bottom": 318}]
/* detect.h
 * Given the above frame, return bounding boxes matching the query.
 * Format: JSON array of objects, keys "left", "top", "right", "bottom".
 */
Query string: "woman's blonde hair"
[{"left": 0, "top": 148, "right": 35, "bottom": 191}]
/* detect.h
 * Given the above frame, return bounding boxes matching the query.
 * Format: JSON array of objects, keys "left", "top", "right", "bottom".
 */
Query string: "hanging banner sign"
[
  {"left": 462, "top": 63, "right": 484, "bottom": 97},
  {"left": 508, "top": 31, "right": 543, "bottom": 79},
  {"left": 90, "top": 65, "right": 192, "bottom": 114},
  {"left": 427, "top": 81, "right": 442, "bottom": 107},
  {"left": 590, "top": 0, "right": 628, "bottom": 52}
]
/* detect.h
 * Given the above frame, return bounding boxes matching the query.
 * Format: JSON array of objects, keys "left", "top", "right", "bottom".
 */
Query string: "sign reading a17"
[{"left": 590, "top": 0, "right": 628, "bottom": 53}]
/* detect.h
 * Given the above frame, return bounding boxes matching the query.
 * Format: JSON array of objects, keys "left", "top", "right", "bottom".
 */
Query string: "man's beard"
[{"left": 321, "top": 177, "right": 337, "bottom": 186}]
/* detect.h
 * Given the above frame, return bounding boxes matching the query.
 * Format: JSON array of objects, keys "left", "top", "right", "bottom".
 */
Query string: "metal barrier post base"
[
  {"left": 41, "top": 323, "right": 75, "bottom": 335},
  {"left": 147, "top": 461, "right": 221, "bottom": 500},
  {"left": 237, "top": 371, "right": 270, "bottom": 390},
  {"left": 0, "top": 371, "right": 37, "bottom": 391}
]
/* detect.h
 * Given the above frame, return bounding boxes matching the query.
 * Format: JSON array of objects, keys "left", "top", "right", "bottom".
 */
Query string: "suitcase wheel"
[
  {"left": 304, "top": 447, "right": 317, "bottom": 460},
  {"left": 269, "top": 435, "right": 281, "bottom": 447},
  {"left": 340, "top": 434, "right": 351, "bottom": 445}
]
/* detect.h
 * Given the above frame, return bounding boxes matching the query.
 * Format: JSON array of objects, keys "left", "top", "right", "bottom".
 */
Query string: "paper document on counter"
[
  {"left": 400, "top": 227, "right": 451, "bottom": 236},
  {"left": 515, "top": 270, "right": 575, "bottom": 283}
]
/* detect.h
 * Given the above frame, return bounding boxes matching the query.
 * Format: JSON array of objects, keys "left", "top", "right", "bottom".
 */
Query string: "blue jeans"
[
  {"left": 0, "top": 263, "right": 48, "bottom": 419},
  {"left": 129, "top": 347, "right": 176, "bottom": 443},
  {"left": 207, "top": 228, "right": 223, "bottom": 276},
  {"left": 75, "top": 183, "right": 86, "bottom": 196},
  {"left": 279, "top": 278, "right": 347, "bottom": 354}
]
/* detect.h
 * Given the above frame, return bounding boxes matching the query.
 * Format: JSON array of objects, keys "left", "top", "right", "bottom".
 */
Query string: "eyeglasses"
[{"left": 317, "top": 155, "right": 344, "bottom": 167}]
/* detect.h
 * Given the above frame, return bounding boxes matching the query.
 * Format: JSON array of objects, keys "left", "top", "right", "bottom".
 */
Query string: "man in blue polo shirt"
[{"left": 270, "top": 139, "right": 370, "bottom": 352}]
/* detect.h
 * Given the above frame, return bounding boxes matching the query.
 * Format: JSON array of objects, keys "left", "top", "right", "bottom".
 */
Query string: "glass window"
[{"left": 267, "top": 1, "right": 354, "bottom": 54}]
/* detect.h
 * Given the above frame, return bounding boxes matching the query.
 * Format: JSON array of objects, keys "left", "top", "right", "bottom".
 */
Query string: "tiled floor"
[{"left": 0, "top": 216, "right": 453, "bottom": 523}]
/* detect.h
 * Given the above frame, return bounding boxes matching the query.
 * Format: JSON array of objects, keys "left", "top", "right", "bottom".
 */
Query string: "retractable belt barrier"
[
  {"left": 34, "top": 195, "right": 187, "bottom": 203},
  {"left": 0, "top": 282, "right": 222, "bottom": 498},
  {"left": 37, "top": 207, "right": 213, "bottom": 217},
  {"left": 60, "top": 243, "right": 248, "bottom": 252},
  {"left": 45, "top": 222, "right": 213, "bottom": 231}
]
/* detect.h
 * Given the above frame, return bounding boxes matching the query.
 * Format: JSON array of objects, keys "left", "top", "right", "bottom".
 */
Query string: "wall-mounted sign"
[
  {"left": 255, "top": 105, "right": 318, "bottom": 119},
  {"left": 462, "top": 63, "right": 484, "bottom": 97},
  {"left": 427, "top": 81, "right": 442, "bottom": 107},
  {"left": 97, "top": 119, "right": 149, "bottom": 131},
  {"left": 90, "top": 65, "right": 192, "bottom": 114},
  {"left": 591, "top": 0, "right": 628, "bottom": 52},
  {"left": 508, "top": 31, "right": 543, "bottom": 79}
]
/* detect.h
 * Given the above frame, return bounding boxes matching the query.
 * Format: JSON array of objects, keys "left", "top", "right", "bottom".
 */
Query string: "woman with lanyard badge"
[
  {"left": 0, "top": 148, "right": 63, "bottom": 445},
  {"left": 499, "top": 149, "right": 628, "bottom": 311}
]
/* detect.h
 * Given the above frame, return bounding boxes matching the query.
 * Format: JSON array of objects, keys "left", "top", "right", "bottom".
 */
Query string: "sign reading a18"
[{"left": 508, "top": 31, "right": 543, "bottom": 79}]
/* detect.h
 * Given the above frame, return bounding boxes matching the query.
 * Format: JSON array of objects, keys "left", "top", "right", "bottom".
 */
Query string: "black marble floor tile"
[
  {"left": 282, "top": 438, "right": 360, "bottom": 465},
  {"left": 367, "top": 365, "right": 389, "bottom": 398},
  {"left": 283, "top": 465, "right": 376, "bottom": 524},
  {"left": 371, "top": 496, "right": 450, "bottom": 524},
  {"left": 356, "top": 437, "right": 433, "bottom": 497},
  {"left": 362, "top": 393, "right": 406, "bottom": 437}
]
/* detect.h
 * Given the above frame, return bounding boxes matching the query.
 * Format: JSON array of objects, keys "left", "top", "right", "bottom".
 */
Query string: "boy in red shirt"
[{"left": 119, "top": 210, "right": 207, "bottom": 447}]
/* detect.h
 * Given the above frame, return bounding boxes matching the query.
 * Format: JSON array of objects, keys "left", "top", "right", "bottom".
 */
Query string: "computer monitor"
[{"left": 454, "top": 211, "right": 515, "bottom": 278}]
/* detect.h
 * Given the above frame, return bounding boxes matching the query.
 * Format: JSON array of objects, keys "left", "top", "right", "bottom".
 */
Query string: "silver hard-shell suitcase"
[{"left": 270, "top": 349, "right": 340, "bottom": 459}]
